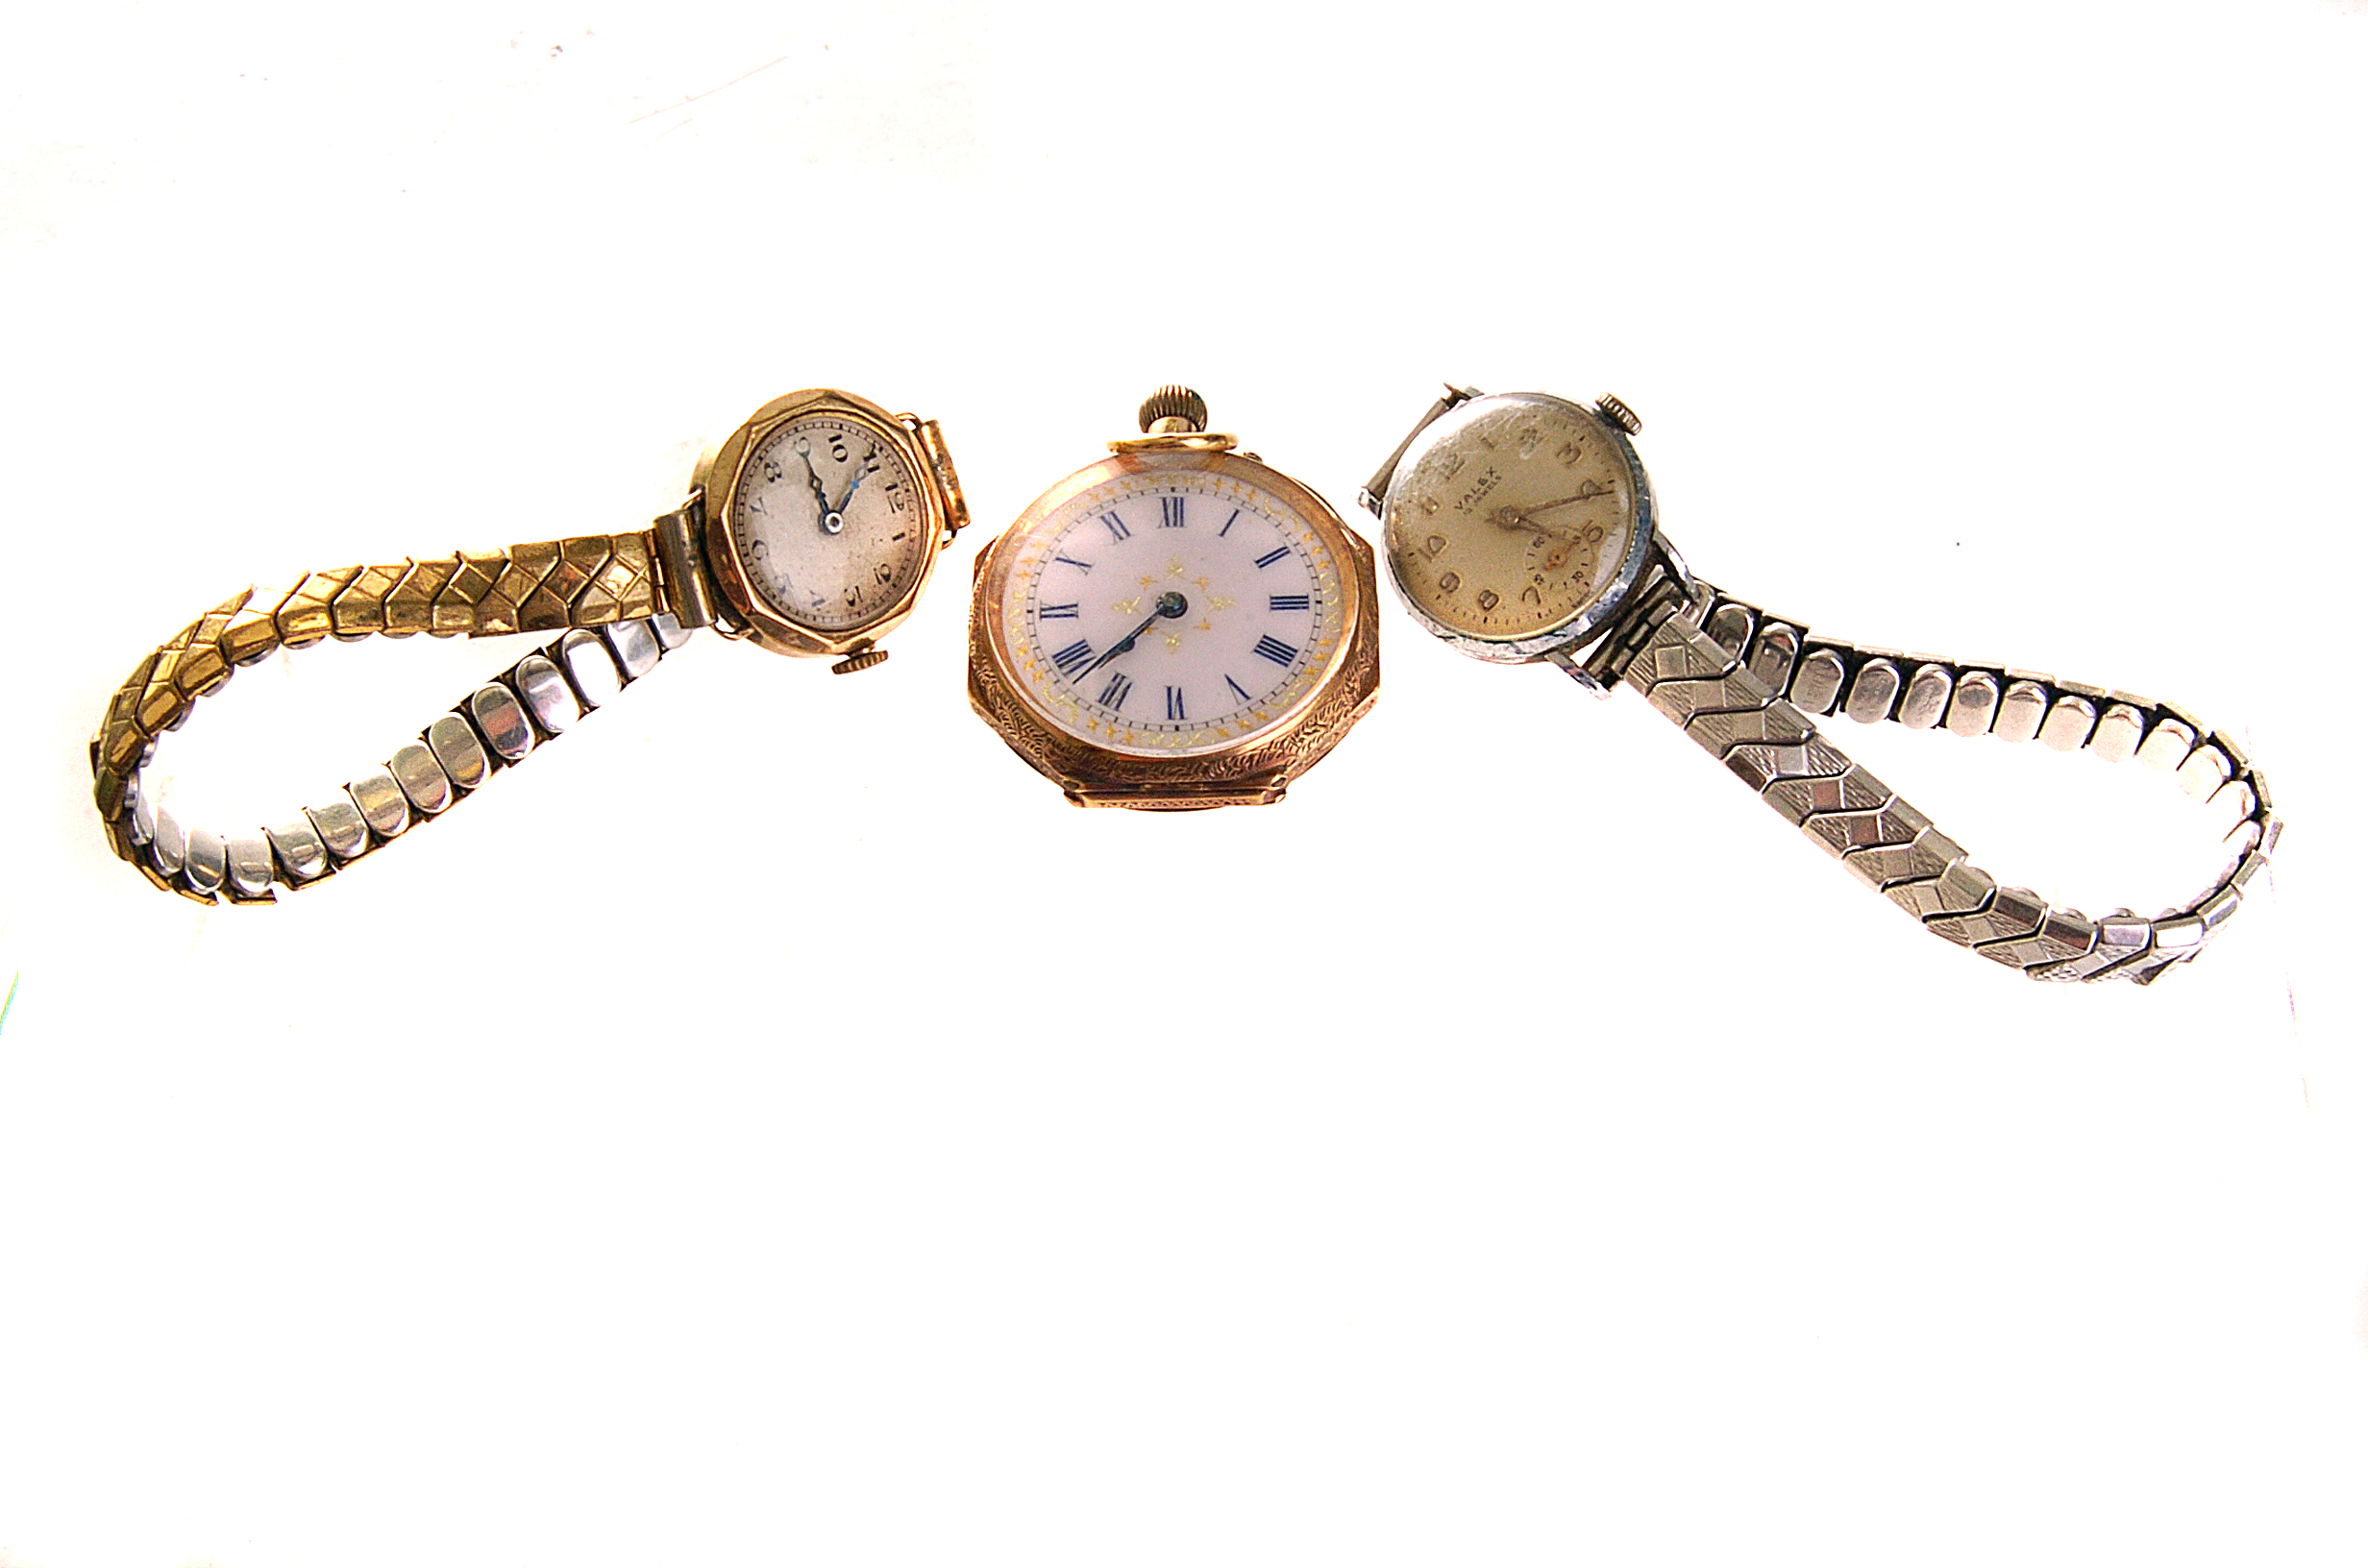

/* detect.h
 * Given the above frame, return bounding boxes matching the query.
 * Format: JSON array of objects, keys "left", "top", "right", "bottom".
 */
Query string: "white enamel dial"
[
  {"left": 727, "top": 415, "right": 928, "bottom": 633},
  {"left": 995, "top": 468, "right": 1348, "bottom": 757}
]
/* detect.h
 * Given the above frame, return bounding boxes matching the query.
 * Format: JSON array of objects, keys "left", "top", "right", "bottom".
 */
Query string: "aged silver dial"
[
  {"left": 1381, "top": 391, "right": 1651, "bottom": 657},
  {"left": 727, "top": 414, "right": 929, "bottom": 634}
]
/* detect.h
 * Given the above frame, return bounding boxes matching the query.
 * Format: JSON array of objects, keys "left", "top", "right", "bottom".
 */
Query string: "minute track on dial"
[
  {"left": 969, "top": 385, "right": 1380, "bottom": 808},
  {"left": 1012, "top": 474, "right": 1336, "bottom": 750}
]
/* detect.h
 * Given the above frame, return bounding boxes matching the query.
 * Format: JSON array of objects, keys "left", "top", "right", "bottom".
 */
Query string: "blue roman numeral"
[
  {"left": 1098, "top": 672, "right": 1133, "bottom": 711},
  {"left": 1051, "top": 639, "right": 1096, "bottom": 675},
  {"left": 1101, "top": 512, "right": 1131, "bottom": 543},
  {"left": 1254, "top": 546, "right": 1289, "bottom": 570},
  {"left": 1160, "top": 496, "right": 1186, "bottom": 527},
  {"left": 1268, "top": 594, "right": 1310, "bottom": 611},
  {"left": 1252, "top": 635, "right": 1297, "bottom": 667},
  {"left": 1053, "top": 554, "right": 1093, "bottom": 573},
  {"left": 1220, "top": 508, "right": 1241, "bottom": 537},
  {"left": 1165, "top": 686, "right": 1186, "bottom": 721},
  {"left": 1224, "top": 674, "right": 1252, "bottom": 703},
  {"left": 1039, "top": 602, "right": 1079, "bottom": 619}
]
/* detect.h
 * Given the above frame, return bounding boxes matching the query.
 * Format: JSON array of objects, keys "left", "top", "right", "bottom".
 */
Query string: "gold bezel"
[
  {"left": 694, "top": 388, "right": 955, "bottom": 659},
  {"left": 967, "top": 447, "right": 1381, "bottom": 809}
]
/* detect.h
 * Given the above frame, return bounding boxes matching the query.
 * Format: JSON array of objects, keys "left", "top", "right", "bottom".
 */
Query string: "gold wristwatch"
[
  {"left": 91, "top": 388, "right": 968, "bottom": 902},
  {"left": 967, "top": 386, "right": 1380, "bottom": 808}
]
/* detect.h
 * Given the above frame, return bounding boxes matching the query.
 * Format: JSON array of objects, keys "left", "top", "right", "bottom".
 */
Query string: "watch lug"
[
  {"left": 1571, "top": 532, "right": 1701, "bottom": 690},
  {"left": 908, "top": 416, "right": 971, "bottom": 539},
  {"left": 1545, "top": 648, "right": 1615, "bottom": 698},
  {"left": 1358, "top": 382, "right": 1484, "bottom": 517},
  {"left": 653, "top": 490, "right": 721, "bottom": 630}
]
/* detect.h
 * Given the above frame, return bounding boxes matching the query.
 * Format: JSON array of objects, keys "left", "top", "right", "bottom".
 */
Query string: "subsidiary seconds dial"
[
  {"left": 728, "top": 415, "right": 928, "bottom": 633},
  {"left": 994, "top": 471, "right": 1347, "bottom": 756}
]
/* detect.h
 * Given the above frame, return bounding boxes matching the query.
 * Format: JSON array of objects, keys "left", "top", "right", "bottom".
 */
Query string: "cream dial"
[
  {"left": 1384, "top": 394, "right": 1640, "bottom": 644},
  {"left": 727, "top": 415, "right": 928, "bottom": 633},
  {"left": 992, "top": 468, "right": 1349, "bottom": 757}
]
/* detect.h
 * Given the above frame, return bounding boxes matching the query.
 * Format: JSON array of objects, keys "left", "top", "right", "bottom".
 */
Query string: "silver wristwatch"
[{"left": 1361, "top": 385, "right": 2278, "bottom": 984}]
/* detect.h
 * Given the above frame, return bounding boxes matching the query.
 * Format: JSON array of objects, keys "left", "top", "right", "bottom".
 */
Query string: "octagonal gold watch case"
[
  {"left": 968, "top": 386, "right": 1380, "bottom": 809},
  {"left": 692, "top": 387, "right": 969, "bottom": 663}
]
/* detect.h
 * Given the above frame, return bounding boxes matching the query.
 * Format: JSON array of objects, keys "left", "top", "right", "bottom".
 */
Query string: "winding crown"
[{"left": 1138, "top": 385, "right": 1209, "bottom": 434}]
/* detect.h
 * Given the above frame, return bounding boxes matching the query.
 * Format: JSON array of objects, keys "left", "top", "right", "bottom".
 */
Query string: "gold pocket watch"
[
  {"left": 91, "top": 388, "right": 967, "bottom": 902},
  {"left": 967, "top": 387, "right": 1380, "bottom": 808}
]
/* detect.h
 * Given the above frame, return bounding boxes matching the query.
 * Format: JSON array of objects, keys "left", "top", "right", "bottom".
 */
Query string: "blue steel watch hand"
[
  {"left": 798, "top": 451, "right": 842, "bottom": 534},
  {"left": 832, "top": 465, "right": 869, "bottom": 515},
  {"left": 1071, "top": 591, "right": 1188, "bottom": 683}
]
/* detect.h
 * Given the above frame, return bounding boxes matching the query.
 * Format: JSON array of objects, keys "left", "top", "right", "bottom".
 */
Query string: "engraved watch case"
[{"left": 968, "top": 395, "right": 1381, "bottom": 809}]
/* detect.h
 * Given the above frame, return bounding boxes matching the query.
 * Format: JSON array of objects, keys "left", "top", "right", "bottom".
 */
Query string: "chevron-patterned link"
[
  {"left": 1616, "top": 596, "right": 2276, "bottom": 985},
  {"left": 90, "top": 529, "right": 670, "bottom": 901}
]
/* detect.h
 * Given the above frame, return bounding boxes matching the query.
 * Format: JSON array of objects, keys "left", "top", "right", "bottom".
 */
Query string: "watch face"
[
  {"left": 986, "top": 461, "right": 1353, "bottom": 758},
  {"left": 1383, "top": 392, "right": 1646, "bottom": 649},
  {"left": 726, "top": 413, "right": 929, "bottom": 633}
]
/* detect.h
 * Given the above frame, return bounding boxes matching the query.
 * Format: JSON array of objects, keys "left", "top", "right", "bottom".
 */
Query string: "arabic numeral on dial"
[
  {"left": 830, "top": 433, "right": 850, "bottom": 462},
  {"left": 1477, "top": 589, "right": 1500, "bottom": 611},
  {"left": 874, "top": 562, "right": 894, "bottom": 584},
  {"left": 1420, "top": 533, "right": 1447, "bottom": 559},
  {"left": 761, "top": 457, "right": 783, "bottom": 482},
  {"left": 1439, "top": 571, "right": 1462, "bottom": 594},
  {"left": 1556, "top": 439, "right": 1585, "bottom": 466},
  {"left": 844, "top": 584, "right": 863, "bottom": 606}
]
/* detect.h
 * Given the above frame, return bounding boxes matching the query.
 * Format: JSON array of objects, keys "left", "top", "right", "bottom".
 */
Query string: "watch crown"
[
  {"left": 1593, "top": 393, "right": 1641, "bottom": 436},
  {"left": 831, "top": 648, "right": 890, "bottom": 675},
  {"left": 1138, "top": 384, "right": 1209, "bottom": 434}
]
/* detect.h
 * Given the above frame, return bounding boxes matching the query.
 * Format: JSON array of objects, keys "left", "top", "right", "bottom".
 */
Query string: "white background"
[{"left": 4, "top": 3, "right": 2365, "bottom": 1565}]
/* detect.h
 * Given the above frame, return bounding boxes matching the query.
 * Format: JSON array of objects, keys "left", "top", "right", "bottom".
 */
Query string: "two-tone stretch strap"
[
  {"left": 1603, "top": 583, "right": 2279, "bottom": 984},
  {"left": 90, "top": 533, "right": 676, "bottom": 904}
]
